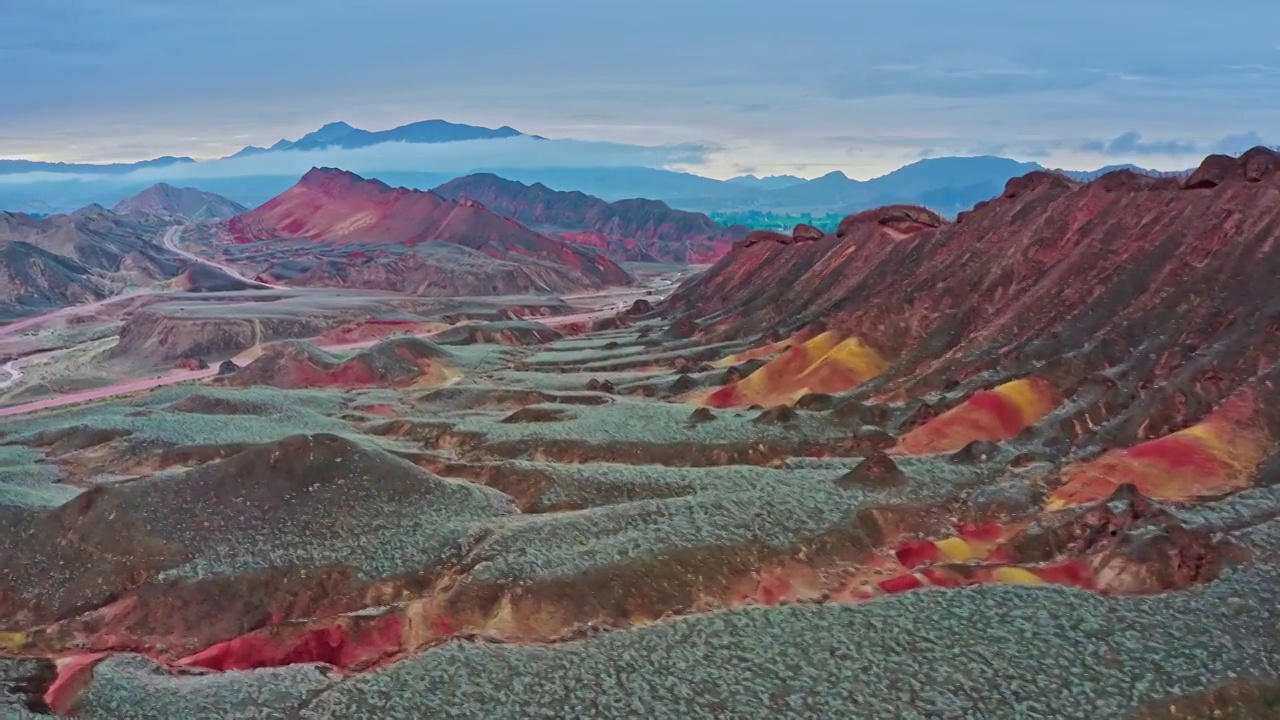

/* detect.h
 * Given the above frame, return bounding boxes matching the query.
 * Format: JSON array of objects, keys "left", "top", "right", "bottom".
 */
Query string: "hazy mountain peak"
[
  {"left": 725, "top": 174, "right": 806, "bottom": 190},
  {"left": 232, "top": 119, "right": 527, "bottom": 158},
  {"left": 113, "top": 182, "right": 248, "bottom": 221},
  {"left": 71, "top": 203, "right": 112, "bottom": 217},
  {"left": 301, "top": 121, "right": 360, "bottom": 141}
]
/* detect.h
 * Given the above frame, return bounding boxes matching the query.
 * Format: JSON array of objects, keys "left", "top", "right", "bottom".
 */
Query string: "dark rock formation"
[{"left": 836, "top": 452, "right": 907, "bottom": 490}]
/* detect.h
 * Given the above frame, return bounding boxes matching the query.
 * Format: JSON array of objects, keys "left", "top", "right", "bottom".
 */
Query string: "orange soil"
[
  {"left": 1048, "top": 389, "right": 1273, "bottom": 508},
  {"left": 710, "top": 327, "right": 822, "bottom": 368},
  {"left": 896, "top": 377, "right": 1058, "bottom": 454},
  {"left": 698, "top": 331, "right": 890, "bottom": 408}
]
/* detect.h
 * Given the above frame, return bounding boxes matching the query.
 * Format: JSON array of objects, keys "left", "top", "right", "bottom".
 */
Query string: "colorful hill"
[
  {"left": 218, "top": 168, "right": 633, "bottom": 295},
  {"left": 697, "top": 330, "right": 889, "bottom": 408}
]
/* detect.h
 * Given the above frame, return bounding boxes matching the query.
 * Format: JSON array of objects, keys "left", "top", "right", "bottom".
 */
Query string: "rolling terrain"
[
  {"left": 2, "top": 150, "right": 1280, "bottom": 718},
  {"left": 0, "top": 207, "right": 190, "bottom": 321}
]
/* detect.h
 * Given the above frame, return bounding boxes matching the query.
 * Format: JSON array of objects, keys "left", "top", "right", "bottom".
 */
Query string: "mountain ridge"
[
  {"left": 229, "top": 119, "right": 528, "bottom": 157},
  {"left": 0, "top": 117, "right": 1194, "bottom": 218},
  {"left": 432, "top": 173, "right": 748, "bottom": 263}
]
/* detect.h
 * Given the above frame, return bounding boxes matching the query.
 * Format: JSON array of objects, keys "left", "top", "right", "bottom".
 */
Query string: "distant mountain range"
[
  {"left": 0, "top": 155, "right": 196, "bottom": 176},
  {"left": 0, "top": 117, "right": 1192, "bottom": 218},
  {"left": 725, "top": 174, "right": 807, "bottom": 190},
  {"left": 229, "top": 119, "right": 529, "bottom": 157},
  {"left": 1053, "top": 163, "right": 1191, "bottom": 182}
]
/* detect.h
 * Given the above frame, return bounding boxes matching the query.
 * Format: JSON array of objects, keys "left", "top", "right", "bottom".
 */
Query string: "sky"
[{"left": 4, "top": 0, "right": 1280, "bottom": 179}]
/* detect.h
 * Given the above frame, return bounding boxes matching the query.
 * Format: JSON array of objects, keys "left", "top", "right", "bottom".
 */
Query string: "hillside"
[
  {"left": 0, "top": 208, "right": 182, "bottom": 318},
  {"left": 433, "top": 173, "right": 748, "bottom": 263},
  {"left": 666, "top": 147, "right": 1280, "bottom": 472},
  {"left": 0, "top": 241, "right": 111, "bottom": 320},
  {"left": 218, "top": 168, "right": 633, "bottom": 295}
]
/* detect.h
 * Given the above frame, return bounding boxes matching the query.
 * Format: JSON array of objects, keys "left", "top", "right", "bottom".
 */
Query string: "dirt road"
[{"left": 161, "top": 225, "right": 280, "bottom": 289}]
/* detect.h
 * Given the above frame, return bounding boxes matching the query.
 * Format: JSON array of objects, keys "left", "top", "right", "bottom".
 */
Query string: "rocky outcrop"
[
  {"left": 835, "top": 205, "right": 947, "bottom": 239},
  {"left": 791, "top": 223, "right": 825, "bottom": 242},
  {"left": 223, "top": 337, "right": 456, "bottom": 389}
]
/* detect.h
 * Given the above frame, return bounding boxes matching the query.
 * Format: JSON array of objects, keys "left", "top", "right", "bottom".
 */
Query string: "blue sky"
[{"left": 4, "top": 0, "right": 1279, "bottom": 178}]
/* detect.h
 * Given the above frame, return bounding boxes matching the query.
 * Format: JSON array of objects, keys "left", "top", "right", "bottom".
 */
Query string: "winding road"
[
  {"left": 0, "top": 228, "right": 677, "bottom": 419},
  {"left": 161, "top": 225, "right": 282, "bottom": 289}
]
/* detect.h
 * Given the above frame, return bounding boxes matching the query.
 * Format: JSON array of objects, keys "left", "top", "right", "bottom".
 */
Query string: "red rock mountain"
[
  {"left": 432, "top": 173, "right": 748, "bottom": 263},
  {"left": 220, "top": 168, "right": 633, "bottom": 295},
  {"left": 668, "top": 147, "right": 1280, "bottom": 500},
  {"left": 113, "top": 183, "right": 248, "bottom": 221}
]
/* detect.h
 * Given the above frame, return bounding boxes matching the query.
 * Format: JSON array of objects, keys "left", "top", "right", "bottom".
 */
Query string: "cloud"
[
  {"left": 832, "top": 65, "right": 1107, "bottom": 100},
  {"left": 1212, "top": 131, "right": 1275, "bottom": 155},
  {"left": 1067, "top": 131, "right": 1275, "bottom": 159},
  {"left": 1078, "top": 132, "right": 1200, "bottom": 156},
  {"left": 7, "top": 1, "right": 1280, "bottom": 181},
  {"left": 0, "top": 136, "right": 717, "bottom": 185}
]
